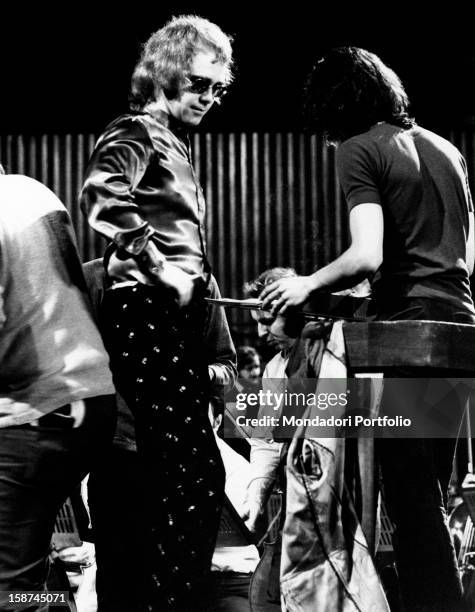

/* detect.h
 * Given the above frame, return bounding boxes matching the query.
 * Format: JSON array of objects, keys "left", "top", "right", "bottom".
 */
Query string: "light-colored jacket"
[{"left": 280, "top": 322, "right": 389, "bottom": 611}]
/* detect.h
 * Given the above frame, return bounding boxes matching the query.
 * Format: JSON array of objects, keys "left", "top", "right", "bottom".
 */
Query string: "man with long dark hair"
[{"left": 261, "top": 47, "right": 474, "bottom": 611}]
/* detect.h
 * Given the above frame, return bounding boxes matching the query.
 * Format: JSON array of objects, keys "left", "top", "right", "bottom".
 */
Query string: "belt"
[{"left": 26, "top": 400, "right": 86, "bottom": 429}]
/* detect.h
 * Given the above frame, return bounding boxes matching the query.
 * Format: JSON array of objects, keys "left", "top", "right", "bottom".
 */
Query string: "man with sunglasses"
[
  {"left": 81, "top": 14, "right": 232, "bottom": 304},
  {"left": 80, "top": 15, "right": 234, "bottom": 611}
]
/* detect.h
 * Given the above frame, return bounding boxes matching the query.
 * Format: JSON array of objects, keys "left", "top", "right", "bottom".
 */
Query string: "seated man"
[
  {"left": 241, "top": 267, "right": 367, "bottom": 527},
  {"left": 241, "top": 267, "right": 306, "bottom": 532},
  {"left": 241, "top": 267, "right": 388, "bottom": 612},
  {"left": 240, "top": 267, "right": 308, "bottom": 612}
]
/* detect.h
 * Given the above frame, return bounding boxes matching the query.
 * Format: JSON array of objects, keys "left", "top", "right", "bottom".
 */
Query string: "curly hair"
[
  {"left": 130, "top": 15, "right": 234, "bottom": 110},
  {"left": 243, "top": 267, "right": 297, "bottom": 298},
  {"left": 304, "top": 46, "right": 414, "bottom": 143}
]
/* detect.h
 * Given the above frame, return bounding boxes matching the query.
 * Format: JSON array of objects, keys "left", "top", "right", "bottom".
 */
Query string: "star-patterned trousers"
[{"left": 100, "top": 283, "right": 225, "bottom": 611}]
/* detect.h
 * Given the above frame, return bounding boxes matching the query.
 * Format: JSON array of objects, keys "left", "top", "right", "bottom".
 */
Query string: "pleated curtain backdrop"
[{"left": 1, "top": 130, "right": 474, "bottom": 342}]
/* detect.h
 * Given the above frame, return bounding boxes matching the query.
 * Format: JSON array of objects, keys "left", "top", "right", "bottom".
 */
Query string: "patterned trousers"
[{"left": 101, "top": 284, "right": 225, "bottom": 611}]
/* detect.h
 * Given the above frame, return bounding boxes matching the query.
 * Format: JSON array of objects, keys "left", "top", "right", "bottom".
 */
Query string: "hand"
[
  {"left": 154, "top": 261, "right": 195, "bottom": 308},
  {"left": 139, "top": 242, "right": 195, "bottom": 307},
  {"left": 54, "top": 541, "right": 95, "bottom": 567},
  {"left": 140, "top": 240, "right": 166, "bottom": 276},
  {"left": 0, "top": 399, "right": 43, "bottom": 426},
  {"left": 242, "top": 500, "right": 264, "bottom": 534},
  {"left": 0, "top": 398, "right": 33, "bottom": 416},
  {"left": 260, "top": 275, "right": 313, "bottom": 316}
]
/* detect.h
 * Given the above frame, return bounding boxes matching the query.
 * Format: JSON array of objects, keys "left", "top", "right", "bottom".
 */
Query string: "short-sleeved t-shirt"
[{"left": 336, "top": 123, "right": 474, "bottom": 312}]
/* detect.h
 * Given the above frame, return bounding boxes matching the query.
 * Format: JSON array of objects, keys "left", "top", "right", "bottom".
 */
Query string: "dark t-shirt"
[{"left": 336, "top": 123, "right": 474, "bottom": 312}]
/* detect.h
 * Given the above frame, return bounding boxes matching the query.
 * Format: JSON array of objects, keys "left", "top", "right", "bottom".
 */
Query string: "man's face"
[
  {"left": 251, "top": 311, "right": 294, "bottom": 352},
  {"left": 165, "top": 50, "right": 228, "bottom": 127}
]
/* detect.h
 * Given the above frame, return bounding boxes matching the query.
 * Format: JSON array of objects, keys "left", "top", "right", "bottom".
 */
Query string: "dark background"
[{"left": 2, "top": 5, "right": 475, "bottom": 134}]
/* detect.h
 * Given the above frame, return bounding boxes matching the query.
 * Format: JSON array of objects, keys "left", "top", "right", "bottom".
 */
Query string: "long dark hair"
[{"left": 304, "top": 46, "right": 415, "bottom": 142}]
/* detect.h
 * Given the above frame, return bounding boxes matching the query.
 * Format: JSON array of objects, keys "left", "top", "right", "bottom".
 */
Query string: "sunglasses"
[{"left": 184, "top": 76, "right": 228, "bottom": 103}]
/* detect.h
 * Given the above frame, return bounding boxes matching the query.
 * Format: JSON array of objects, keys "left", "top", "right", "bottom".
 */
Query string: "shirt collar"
[{"left": 141, "top": 108, "right": 188, "bottom": 139}]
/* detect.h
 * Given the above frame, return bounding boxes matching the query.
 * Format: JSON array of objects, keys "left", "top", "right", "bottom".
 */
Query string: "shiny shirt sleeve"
[{"left": 80, "top": 117, "right": 156, "bottom": 256}]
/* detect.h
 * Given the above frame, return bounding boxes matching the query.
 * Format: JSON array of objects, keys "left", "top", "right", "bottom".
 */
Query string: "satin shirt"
[{"left": 80, "top": 110, "right": 209, "bottom": 281}]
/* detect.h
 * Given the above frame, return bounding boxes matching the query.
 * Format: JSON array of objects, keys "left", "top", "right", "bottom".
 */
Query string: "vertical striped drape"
[{"left": 2, "top": 129, "right": 474, "bottom": 342}]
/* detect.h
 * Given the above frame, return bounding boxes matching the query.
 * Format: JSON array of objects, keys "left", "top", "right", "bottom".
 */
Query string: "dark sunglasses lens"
[
  {"left": 187, "top": 76, "right": 228, "bottom": 99},
  {"left": 188, "top": 77, "right": 209, "bottom": 94},
  {"left": 213, "top": 85, "right": 228, "bottom": 99}
]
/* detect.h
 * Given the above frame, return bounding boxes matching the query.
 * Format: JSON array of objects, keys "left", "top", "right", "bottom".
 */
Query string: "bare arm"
[
  {"left": 261, "top": 203, "right": 384, "bottom": 315},
  {"left": 467, "top": 211, "right": 474, "bottom": 277}
]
